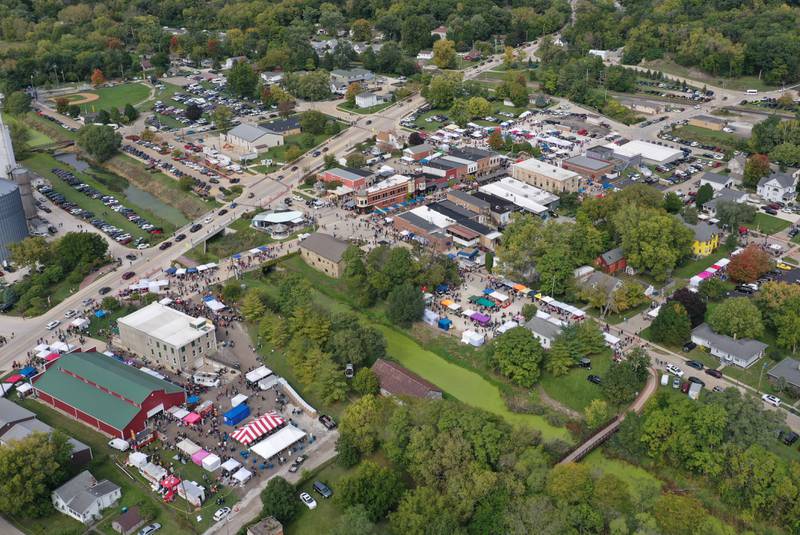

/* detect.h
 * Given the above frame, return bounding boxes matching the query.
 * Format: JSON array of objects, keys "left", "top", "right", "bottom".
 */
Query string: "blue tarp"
[
  {"left": 483, "top": 288, "right": 494, "bottom": 295},
  {"left": 165, "top": 267, "right": 177, "bottom": 274},
  {"left": 187, "top": 395, "right": 200, "bottom": 404},
  {"left": 187, "top": 267, "right": 198, "bottom": 274},
  {"left": 232, "top": 253, "right": 242, "bottom": 260},
  {"left": 602, "top": 182, "right": 613, "bottom": 190},
  {"left": 95, "top": 310, "right": 106, "bottom": 318},
  {"left": 258, "top": 245, "right": 269, "bottom": 252},
  {"left": 19, "top": 366, "right": 36, "bottom": 378},
  {"left": 438, "top": 318, "right": 452, "bottom": 330},
  {"left": 224, "top": 404, "right": 250, "bottom": 426},
  {"left": 202, "top": 295, "right": 215, "bottom": 302}
]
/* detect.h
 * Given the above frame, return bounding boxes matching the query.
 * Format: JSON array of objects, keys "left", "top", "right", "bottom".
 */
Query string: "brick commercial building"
[
  {"left": 118, "top": 303, "right": 217, "bottom": 373},
  {"left": 32, "top": 352, "right": 185, "bottom": 439},
  {"left": 562, "top": 155, "right": 615, "bottom": 180},
  {"left": 511, "top": 158, "right": 581, "bottom": 193},
  {"left": 299, "top": 232, "right": 349, "bottom": 278},
  {"left": 393, "top": 208, "right": 453, "bottom": 252},
  {"left": 355, "top": 174, "right": 414, "bottom": 211},
  {"left": 317, "top": 167, "right": 373, "bottom": 190}
]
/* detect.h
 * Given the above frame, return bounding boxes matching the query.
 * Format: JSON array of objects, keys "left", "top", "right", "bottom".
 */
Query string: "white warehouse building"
[{"left": 118, "top": 302, "right": 217, "bottom": 373}]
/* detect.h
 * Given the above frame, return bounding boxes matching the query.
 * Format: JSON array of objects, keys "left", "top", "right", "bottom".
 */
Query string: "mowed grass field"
[
  {"left": 76, "top": 82, "right": 151, "bottom": 112},
  {"left": 540, "top": 352, "right": 613, "bottom": 413},
  {"left": 752, "top": 212, "right": 791, "bottom": 235}
]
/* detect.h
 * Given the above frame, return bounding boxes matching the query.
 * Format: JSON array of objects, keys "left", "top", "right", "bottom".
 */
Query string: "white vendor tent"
[
  {"left": 497, "top": 320, "right": 518, "bottom": 334},
  {"left": 250, "top": 425, "right": 307, "bottom": 461},
  {"left": 489, "top": 291, "right": 509, "bottom": 302},
  {"left": 603, "top": 332, "right": 621, "bottom": 348},
  {"left": 221, "top": 459, "right": 241, "bottom": 473},
  {"left": 127, "top": 452, "right": 148, "bottom": 469},
  {"left": 245, "top": 366, "right": 272, "bottom": 384},
  {"left": 647, "top": 306, "right": 661, "bottom": 319},
  {"left": 202, "top": 453, "right": 221, "bottom": 472},
  {"left": 689, "top": 276, "right": 703, "bottom": 287},
  {"left": 204, "top": 298, "right": 226, "bottom": 312},
  {"left": 158, "top": 297, "right": 173, "bottom": 306},
  {"left": 258, "top": 376, "right": 279, "bottom": 391},
  {"left": 232, "top": 467, "right": 253, "bottom": 485},
  {"left": 462, "top": 308, "right": 476, "bottom": 317},
  {"left": 423, "top": 308, "right": 439, "bottom": 326},
  {"left": 177, "top": 439, "right": 202, "bottom": 456},
  {"left": 16, "top": 383, "right": 32, "bottom": 396},
  {"left": 461, "top": 330, "right": 485, "bottom": 347},
  {"left": 231, "top": 394, "right": 248, "bottom": 407},
  {"left": 172, "top": 408, "right": 190, "bottom": 420},
  {"left": 0, "top": 383, "right": 14, "bottom": 397},
  {"left": 71, "top": 317, "right": 90, "bottom": 330}
]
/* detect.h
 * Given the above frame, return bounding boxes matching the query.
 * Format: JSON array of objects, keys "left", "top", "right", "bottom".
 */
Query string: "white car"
[
  {"left": 213, "top": 507, "right": 231, "bottom": 522},
  {"left": 64, "top": 309, "right": 78, "bottom": 319},
  {"left": 300, "top": 492, "right": 317, "bottom": 510},
  {"left": 665, "top": 364, "right": 684, "bottom": 378},
  {"left": 203, "top": 217, "right": 213, "bottom": 224},
  {"left": 762, "top": 394, "right": 781, "bottom": 407},
  {"left": 46, "top": 320, "right": 61, "bottom": 330},
  {"left": 137, "top": 243, "right": 149, "bottom": 250}
]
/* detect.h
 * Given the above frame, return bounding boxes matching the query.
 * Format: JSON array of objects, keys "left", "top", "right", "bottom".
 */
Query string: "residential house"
[
  {"left": 699, "top": 171, "right": 734, "bottom": 192},
  {"left": 355, "top": 91, "right": 382, "bottom": 109},
  {"left": 299, "top": 232, "right": 349, "bottom": 278},
  {"left": 52, "top": 471, "right": 121, "bottom": 525},
  {"left": 330, "top": 68, "right": 374, "bottom": 94},
  {"left": 431, "top": 26, "right": 448, "bottom": 40},
  {"left": 688, "top": 115, "right": 726, "bottom": 132},
  {"left": 595, "top": 247, "right": 627, "bottom": 274},
  {"left": 259, "top": 71, "right": 284, "bottom": 85},
  {"left": 416, "top": 50, "right": 434, "bottom": 64},
  {"left": 767, "top": 358, "right": 800, "bottom": 392},
  {"left": 687, "top": 221, "right": 720, "bottom": 257},
  {"left": 372, "top": 359, "right": 443, "bottom": 399},
  {"left": 524, "top": 315, "right": 563, "bottom": 349},
  {"left": 703, "top": 187, "right": 748, "bottom": 216},
  {"left": 576, "top": 270, "right": 623, "bottom": 303},
  {"left": 758, "top": 172, "right": 798, "bottom": 203},
  {"left": 111, "top": 506, "right": 144, "bottom": 535},
  {"left": 691, "top": 323, "right": 767, "bottom": 368},
  {"left": 376, "top": 130, "right": 403, "bottom": 152}
]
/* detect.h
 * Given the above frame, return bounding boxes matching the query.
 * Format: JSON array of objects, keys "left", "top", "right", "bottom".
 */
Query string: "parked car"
[
  {"left": 318, "top": 414, "right": 337, "bottom": 429},
  {"left": 125, "top": 253, "right": 138, "bottom": 260},
  {"left": 159, "top": 241, "right": 172, "bottom": 250},
  {"left": 300, "top": 492, "right": 317, "bottom": 510},
  {"left": 99, "top": 286, "right": 112, "bottom": 295},
  {"left": 345, "top": 363, "right": 354, "bottom": 378},
  {"left": 672, "top": 378, "right": 681, "bottom": 389},
  {"left": 780, "top": 431, "right": 799, "bottom": 446},
  {"left": 682, "top": 342, "right": 697, "bottom": 352},
  {"left": 122, "top": 271, "right": 135, "bottom": 280},
  {"left": 64, "top": 309, "right": 78, "bottom": 319},
  {"left": 138, "top": 524, "right": 161, "bottom": 535},
  {"left": 46, "top": 320, "right": 61, "bottom": 330},
  {"left": 762, "top": 394, "right": 781, "bottom": 407},
  {"left": 666, "top": 364, "right": 684, "bottom": 377},
  {"left": 688, "top": 376, "right": 706, "bottom": 387},
  {"left": 213, "top": 507, "right": 231, "bottom": 522},
  {"left": 587, "top": 375, "right": 602, "bottom": 385},
  {"left": 686, "top": 360, "right": 704, "bottom": 370},
  {"left": 705, "top": 368, "right": 723, "bottom": 378},
  {"left": 313, "top": 481, "right": 333, "bottom": 498}
]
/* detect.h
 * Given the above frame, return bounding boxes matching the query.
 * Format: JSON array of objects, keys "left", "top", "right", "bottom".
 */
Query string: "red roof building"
[{"left": 371, "top": 359, "right": 443, "bottom": 399}]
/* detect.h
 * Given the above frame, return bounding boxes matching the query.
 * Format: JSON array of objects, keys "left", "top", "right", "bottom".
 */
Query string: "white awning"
[
  {"left": 231, "top": 394, "right": 248, "bottom": 407},
  {"left": 221, "top": 458, "right": 241, "bottom": 472},
  {"left": 245, "top": 365, "right": 272, "bottom": 383},
  {"left": 232, "top": 467, "right": 253, "bottom": 484},
  {"left": 249, "top": 425, "right": 307, "bottom": 461},
  {"left": 177, "top": 438, "right": 201, "bottom": 456}
]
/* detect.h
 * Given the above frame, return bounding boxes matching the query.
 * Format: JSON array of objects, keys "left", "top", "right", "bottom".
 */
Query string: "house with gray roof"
[
  {"left": 703, "top": 187, "right": 748, "bottom": 216},
  {"left": 524, "top": 316, "right": 563, "bottom": 349},
  {"left": 52, "top": 471, "right": 121, "bottom": 524},
  {"left": 758, "top": 171, "right": 798, "bottom": 203},
  {"left": 767, "top": 358, "right": 800, "bottom": 391},
  {"left": 330, "top": 68, "right": 374, "bottom": 94},
  {"left": 686, "top": 221, "right": 719, "bottom": 243},
  {"left": 220, "top": 123, "right": 283, "bottom": 155},
  {"left": 700, "top": 171, "right": 734, "bottom": 192},
  {"left": 596, "top": 247, "right": 626, "bottom": 274},
  {"left": 691, "top": 323, "right": 767, "bottom": 368}
]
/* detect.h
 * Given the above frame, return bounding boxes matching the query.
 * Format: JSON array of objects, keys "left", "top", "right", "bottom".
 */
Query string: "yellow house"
[{"left": 688, "top": 222, "right": 720, "bottom": 257}]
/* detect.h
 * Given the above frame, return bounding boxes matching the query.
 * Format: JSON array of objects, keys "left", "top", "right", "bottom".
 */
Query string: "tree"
[
  {"left": 546, "top": 463, "right": 593, "bottom": 505},
  {"left": 123, "top": 103, "right": 138, "bottom": 122},
  {"left": 285, "top": 71, "right": 331, "bottom": 101},
  {"left": 408, "top": 132, "right": 424, "bottom": 146},
  {"left": 339, "top": 461, "right": 404, "bottom": 522},
  {"left": 695, "top": 183, "right": 714, "bottom": 208},
  {"left": 222, "top": 280, "right": 243, "bottom": 302},
  {"left": 3, "top": 91, "right": 31, "bottom": 115},
  {"left": 708, "top": 297, "right": 764, "bottom": 339},
  {"left": 211, "top": 105, "right": 233, "bottom": 132},
  {"left": 611, "top": 281, "right": 647, "bottom": 313},
  {"left": 504, "top": 46, "right": 516, "bottom": 67},
  {"left": 319, "top": 4, "right": 345, "bottom": 35},
  {"left": 331, "top": 505, "right": 375, "bottom": 535},
  {"left": 425, "top": 73, "right": 462, "bottom": 109},
  {"left": 743, "top": 154, "right": 771, "bottom": 189},
  {"left": 77, "top": 124, "right": 121, "bottom": 162},
  {"left": 669, "top": 288, "right": 707, "bottom": 328},
  {"left": 178, "top": 176, "right": 194, "bottom": 191},
  {"left": 433, "top": 39, "right": 457, "bottom": 69},
  {"left": 714, "top": 200, "right": 756, "bottom": 231},
  {"left": 314, "top": 354, "right": 350, "bottom": 403},
  {"left": 353, "top": 367, "right": 379, "bottom": 395},
  {"left": 770, "top": 143, "right": 800, "bottom": 167},
  {"left": 185, "top": 103, "right": 202, "bottom": 121},
  {"left": 699, "top": 277, "right": 728, "bottom": 301},
  {"left": 339, "top": 394, "right": 383, "bottom": 458},
  {"left": 345, "top": 82, "right": 363, "bottom": 107},
  {"left": 653, "top": 494, "right": 707, "bottom": 535},
  {"left": 521, "top": 303, "right": 538, "bottom": 321},
  {"left": 602, "top": 348, "right": 651, "bottom": 405},
  {"left": 241, "top": 289, "right": 266, "bottom": 321},
  {"left": 585, "top": 399, "right": 610, "bottom": 429},
  {"left": 228, "top": 61, "right": 258, "bottom": 98},
  {"left": 0, "top": 432, "right": 73, "bottom": 517},
  {"left": 260, "top": 477, "right": 299, "bottom": 523},
  {"left": 466, "top": 96, "right": 491, "bottom": 119},
  {"left": 487, "top": 129, "right": 505, "bottom": 151},
  {"left": 546, "top": 337, "right": 576, "bottom": 377},
  {"left": 448, "top": 99, "right": 470, "bottom": 127},
  {"left": 650, "top": 301, "right": 691, "bottom": 345},
  {"left": 90, "top": 68, "right": 106, "bottom": 86},
  {"left": 683, "top": 205, "right": 699, "bottom": 224},
  {"left": 345, "top": 152, "right": 366, "bottom": 168},
  {"left": 351, "top": 19, "right": 372, "bottom": 42},
  {"left": 54, "top": 97, "right": 69, "bottom": 115},
  {"left": 491, "top": 327, "right": 544, "bottom": 387},
  {"left": 9, "top": 236, "right": 50, "bottom": 268},
  {"left": 386, "top": 283, "right": 424, "bottom": 327},
  {"left": 299, "top": 110, "right": 327, "bottom": 135},
  {"left": 663, "top": 192, "right": 683, "bottom": 213},
  {"left": 728, "top": 245, "right": 772, "bottom": 283}
]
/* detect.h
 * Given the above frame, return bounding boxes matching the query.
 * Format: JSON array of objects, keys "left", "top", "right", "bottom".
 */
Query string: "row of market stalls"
[
  {"left": 688, "top": 257, "right": 732, "bottom": 288},
  {"left": 164, "top": 264, "right": 219, "bottom": 276},
  {"left": 230, "top": 245, "right": 271, "bottom": 261},
  {"left": 532, "top": 293, "right": 586, "bottom": 321}
]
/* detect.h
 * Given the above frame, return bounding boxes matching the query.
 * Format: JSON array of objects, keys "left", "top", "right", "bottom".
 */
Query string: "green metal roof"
[{"left": 33, "top": 352, "right": 184, "bottom": 430}]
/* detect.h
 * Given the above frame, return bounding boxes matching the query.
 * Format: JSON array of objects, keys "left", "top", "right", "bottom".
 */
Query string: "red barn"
[
  {"left": 595, "top": 247, "right": 627, "bottom": 274},
  {"left": 32, "top": 352, "right": 185, "bottom": 440}
]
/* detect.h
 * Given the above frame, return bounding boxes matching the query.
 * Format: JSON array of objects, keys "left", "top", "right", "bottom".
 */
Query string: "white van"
[
  {"left": 108, "top": 438, "right": 130, "bottom": 451},
  {"left": 746, "top": 89, "right": 758, "bottom": 95}
]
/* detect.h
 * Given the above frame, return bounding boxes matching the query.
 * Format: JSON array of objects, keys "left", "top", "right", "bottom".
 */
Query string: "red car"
[{"left": 122, "top": 271, "right": 135, "bottom": 280}]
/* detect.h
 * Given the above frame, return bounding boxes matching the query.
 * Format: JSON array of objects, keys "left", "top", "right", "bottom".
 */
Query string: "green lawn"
[
  {"left": 23, "top": 153, "right": 178, "bottom": 242},
  {"left": 640, "top": 58, "right": 782, "bottom": 92},
  {"left": 79, "top": 83, "right": 151, "bottom": 112},
  {"left": 186, "top": 218, "right": 314, "bottom": 264},
  {"left": 256, "top": 133, "right": 332, "bottom": 165},
  {"left": 673, "top": 245, "right": 734, "bottom": 279},
  {"left": 10, "top": 398, "right": 237, "bottom": 535},
  {"left": 140, "top": 83, "right": 185, "bottom": 112},
  {"left": 583, "top": 450, "right": 663, "bottom": 503},
  {"left": 540, "top": 352, "right": 612, "bottom": 413},
  {"left": 337, "top": 100, "right": 393, "bottom": 115},
  {"left": 87, "top": 305, "right": 137, "bottom": 339},
  {"left": 671, "top": 125, "right": 745, "bottom": 154},
  {"left": 752, "top": 213, "right": 791, "bottom": 235}
]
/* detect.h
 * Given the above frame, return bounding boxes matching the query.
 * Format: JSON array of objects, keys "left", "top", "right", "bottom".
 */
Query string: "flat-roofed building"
[
  {"left": 511, "top": 158, "right": 581, "bottom": 193},
  {"left": 355, "top": 174, "right": 413, "bottom": 211},
  {"left": 299, "top": 232, "right": 349, "bottom": 278},
  {"left": 447, "top": 189, "right": 492, "bottom": 224},
  {"left": 447, "top": 147, "right": 504, "bottom": 178},
  {"left": 479, "top": 176, "right": 559, "bottom": 218},
  {"left": 688, "top": 115, "right": 726, "bottom": 132},
  {"left": 394, "top": 206, "right": 453, "bottom": 251},
  {"left": 562, "top": 155, "right": 615, "bottom": 180},
  {"left": 220, "top": 124, "right": 282, "bottom": 154},
  {"left": 610, "top": 140, "right": 683, "bottom": 166},
  {"left": 472, "top": 190, "right": 519, "bottom": 226},
  {"left": 317, "top": 167, "right": 373, "bottom": 190},
  {"left": 118, "top": 303, "right": 217, "bottom": 373}
]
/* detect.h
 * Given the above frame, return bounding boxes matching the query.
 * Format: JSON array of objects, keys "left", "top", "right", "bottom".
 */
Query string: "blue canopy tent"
[
  {"left": 602, "top": 182, "right": 614, "bottom": 190},
  {"left": 187, "top": 267, "right": 198, "bottom": 274},
  {"left": 435, "top": 284, "right": 449, "bottom": 293},
  {"left": 483, "top": 288, "right": 494, "bottom": 295},
  {"left": 19, "top": 366, "right": 36, "bottom": 378},
  {"left": 94, "top": 310, "right": 107, "bottom": 318},
  {"left": 257, "top": 245, "right": 269, "bottom": 252},
  {"left": 232, "top": 253, "right": 242, "bottom": 260},
  {"left": 438, "top": 318, "right": 452, "bottom": 331},
  {"left": 187, "top": 395, "right": 200, "bottom": 405},
  {"left": 165, "top": 267, "right": 177, "bottom": 275}
]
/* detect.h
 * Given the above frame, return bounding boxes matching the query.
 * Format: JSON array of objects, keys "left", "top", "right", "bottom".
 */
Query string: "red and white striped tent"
[{"left": 230, "top": 412, "right": 286, "bottom": 445}]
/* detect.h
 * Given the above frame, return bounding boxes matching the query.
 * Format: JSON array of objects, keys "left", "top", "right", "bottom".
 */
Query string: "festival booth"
[
  {"left": 16, "top": 383, "right": 33, "bottom": 398},
  {"left": 461, "top": 308, "right": 476, "bottom": 318},
  {"left": 50, "top": 341, "right": 77, "bottom": 353},
  {"left": 127, "top": 451, "right": 148, "bottom": 469},
  {"left": 203, "top": 295, "right": 226, "bottom": 312},
  {"left": 249, "top": 425, "right": 307, "bottom": 461},
  {"left": 224, "top": 404, "right": 250, "bottom": 426},
  {"left": 470, "top": 312, "right": 491, "bottom": 327},
  {"left": 191, "top": 449, "right": 210, "bottom": 466},
  {"left": 177, "top": 439, "right": 202, "bottom": 457},
  {"left": 221, "top": 459, "right": 241, "bottom": 474},
  {"left": 258, "top": 375, "right": 279, "bottom": 391},
  {"left": 534, "top": 294, "right": 586, "bottom": 321},
  {"left": 202, "top": 453, "right": 221, "bottom": 472},
  {"left": 438, "top": 318, "right": 452, "bottom": 331},
  {"left": 3, "top": 374, "right": 23, "bottom": 384},
  {"left": 440, "top": 299, "right": 461, "bottom": 311},
  {"left": 230, "top": 412, "right": 285, "bottom": 445},
  {"left": 196, "top": 400, "right": 214, "bottom": 417},
  {"left": 178, "top": 480, "right": 205, "bottom": 506},
  {"left": 141, "top": 462, "right": 168, "bottom": 484},
  {"left": 497, "top": 320, "right": 519, "bottom": 334},
  {"left": 603, "top": 332, "right": 621, "bottom": 350},
  {"left": 19, "top": 366, "right": 37, "bottom": 378},
  {"left": 171, "top": 408, "right": 191, "bottom": 421},
  {"left": 183, "top": 412, "right": 201, "bottom": 426},
  {"left": 245, "top": 366, "right": 273, "bottom": 385},
  {"left": 423, "top": 309, "right": 439, "bottom": 327},
  {"left": 70, "top": 317, "right": 90, "bottom": 330},
  {"left": 231, "top": 394, "right": 248, "bottom": 408},
  {"left": 461, "top": 330, "right": 485, "bottom": 347},
  {"left": 647, "top": 306, "right": 661, "bottom": 320},
  {"left": 232, "top": 467, "right": 253, "bottom": 486}
]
